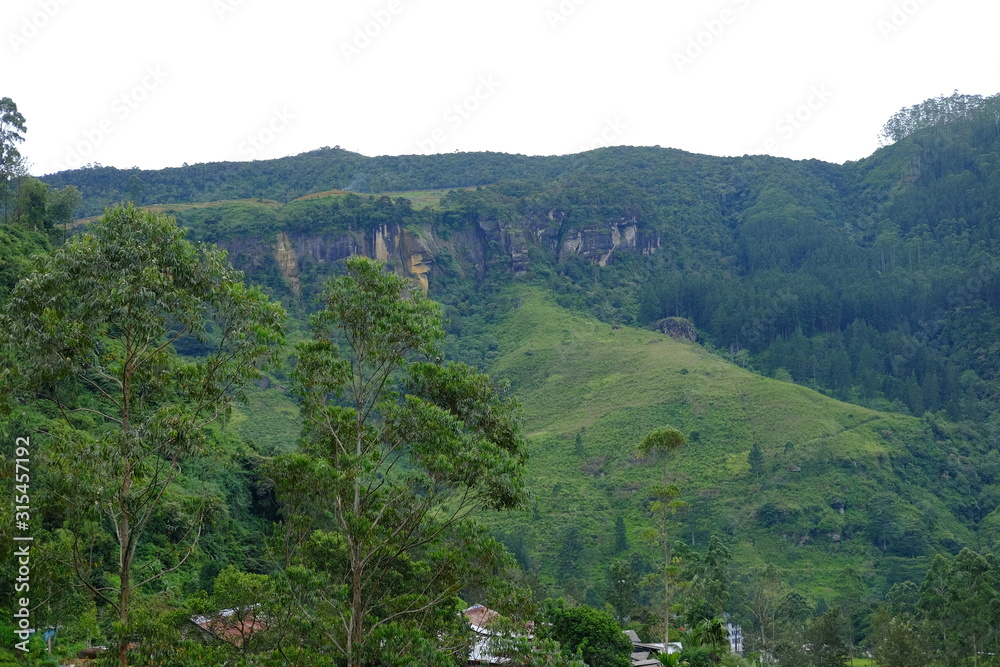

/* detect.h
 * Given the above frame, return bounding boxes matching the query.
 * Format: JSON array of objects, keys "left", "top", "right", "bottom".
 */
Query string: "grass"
[
  {"left": 290, "top": 186, "right": 473, "bottom": 209},
  {"left": 229, "top": 381, "right": 301, "bottom": 454},
  {"left": 479, "top": 286, "right": 972, "bottom": 602},
  {"left": 71, "top": 186, "right": 473, "bottom": 226},
  {"left": 73, "top": 198, "right": 283, "bottom": 226}
]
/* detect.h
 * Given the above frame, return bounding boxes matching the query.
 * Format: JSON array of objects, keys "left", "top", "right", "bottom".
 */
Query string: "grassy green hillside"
[{"left": 483, "top": 288, "right": 981, "bottom": 605}]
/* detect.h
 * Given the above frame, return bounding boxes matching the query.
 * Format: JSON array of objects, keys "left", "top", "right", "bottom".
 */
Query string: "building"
[{"left": 623, "top": 629, "right": 682, "bottom": 666}]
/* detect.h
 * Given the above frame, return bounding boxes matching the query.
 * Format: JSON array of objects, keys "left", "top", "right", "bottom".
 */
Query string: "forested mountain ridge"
[
  {"left": 42, "top": 92, "right": 1000, "bottom": 423},
  {"left": 4, "top": 91, "right": 999, "bottom": 663}
]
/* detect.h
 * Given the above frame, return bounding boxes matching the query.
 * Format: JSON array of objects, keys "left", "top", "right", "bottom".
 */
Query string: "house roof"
[
  {"left": 623, "top": 630, "right": 683, "bottom": 658},
  {"left": 464, "top": 604, "right": 501, "bottom": 629},
  {"left": 191, "top": 607, "right": 267, "bottom": 646}
]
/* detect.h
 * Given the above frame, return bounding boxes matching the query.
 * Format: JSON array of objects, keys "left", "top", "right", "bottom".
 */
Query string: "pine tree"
[
  {"left": 613, "top": 516, "right": 628, "bottom": 554},
  {"left": 748, "top": 442, "right": 764, "bottom": 480}
]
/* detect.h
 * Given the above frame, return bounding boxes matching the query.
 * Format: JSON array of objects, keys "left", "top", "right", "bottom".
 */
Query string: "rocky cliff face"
[
  {"left": 275, "top": 232, "right": 300, "bottom": 297},
  {"left": 558, "top": 217, "right": 660, "bottom": 266},
  {"left": 656, "top": 317, "right": 698, "bottom": 342},
  {"left": 477, "top": 211, "right": 661, "bottom": 273},
  {"left": 227, "top": 213, "right": 660, "bottom": 295}
]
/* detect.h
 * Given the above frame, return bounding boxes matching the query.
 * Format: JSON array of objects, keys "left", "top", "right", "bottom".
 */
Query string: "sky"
[{"left": 5, "top": 0, "right": 999, "bottom": 176}]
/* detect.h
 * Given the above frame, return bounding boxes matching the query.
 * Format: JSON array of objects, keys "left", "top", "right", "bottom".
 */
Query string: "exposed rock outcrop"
[
  {"left": 230, "top": 210, "right": 660, "bottom": 295},
  {"left": 275, "top": 231, "right": 300, "bottom": 297},
  {"left": 557, "top": 217, "right": 659, "bottom": 265},
  {"left": 656, "top": 317, "right": 698, "bottom": 342}
]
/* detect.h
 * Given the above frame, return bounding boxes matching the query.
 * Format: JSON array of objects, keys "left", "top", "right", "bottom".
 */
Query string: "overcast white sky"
[{"left": 5, "top": 0, "right": 999, "bottom": 176}]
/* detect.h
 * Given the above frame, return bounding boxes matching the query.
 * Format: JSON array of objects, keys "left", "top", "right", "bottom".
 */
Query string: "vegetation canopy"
[
  {"left": 270, "top": 255, "right": 528, "bottom": 666},
  {"left": 0, "top": 203, "right": 286, "bottom": 665}
]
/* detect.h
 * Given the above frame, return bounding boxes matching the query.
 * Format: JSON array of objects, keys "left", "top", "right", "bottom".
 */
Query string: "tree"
[
  {"left": 205, "top": 566, "right": 276, "bottom": 653},
  {"left": 743, "top": 564, "right": 785, "bottom": 659},
  {"left": 606, "top": 560, "right": 637, "bottom": 622},
  {"left": 807, "top": 609, "right": 849, "bottom": 667},
  {"left": 920, "top": 548, "right": 1000, "bottom": 667},
  {"left": 557, "top": 524, "right": 586, "bottom": 586},
  {"left": 14, "top": 176, "right": 49, "bottom": 230},
  {"left": 613, "top": 515, "right": 628, "bottom": 554},
  {"left": 698, "top": 536, "right": 732, "bottom": 616},
  {"left": 126, "top": 173, "right": 145, "bottom": 204},
  {"left": 0, "top": 96, "right": 27, "bottom": 223},
  {"left": 878, "top": 91, "right": 994, "bottom": 144},
  {"left": 486, "top": 615, "right": 587, "bottom": 667},
  {"left": 638, "top": 426, "right": 686, "bottom": 647},
  {"left": 541, "top": 599, "right": 633, "bottom": 667},
  {"left": 198, "top": 565, "right": 302, "bottom": 660},
  {"left": 867, "top": 605, "right": 930, "bottom": 667},
  {"left": 0, "top": 203, "right": 286, "bottom": 666},
  {"left": 690, "top": 617, "right": 729, "bottom": 661},
  {"left": 747, "top": 442, "right": 764, "bottom": 480},
  {"left": 271, "top": 255, "right": 527, "bottom": 666},
  {"left": 833, "top": 565, "right": 865, "bottom": 653},
  {"left": 48, "top": 184, "right": 82, "bottom": 234}
]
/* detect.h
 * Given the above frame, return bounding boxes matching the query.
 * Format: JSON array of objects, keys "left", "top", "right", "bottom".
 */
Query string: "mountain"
[
  {"left": 484, "top": 288, "right": 991, "bottom": 601},
  {"left": 35, "top": 93, "right": 1000, "bottom": 607}
]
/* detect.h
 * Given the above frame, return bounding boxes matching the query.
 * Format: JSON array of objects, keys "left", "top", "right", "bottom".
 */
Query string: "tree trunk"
[
  {"left": 349, "top": 548, "right": 363, "bottom": 667},
  {"left": 663, "top": 465, "right": 670, "bottom": 650},
  {"left": 118, "top": 524, "right": 130, "bottom": 667},
  {"left": 119, "top": 381, "right": 132, "bottom": 667},
  {"left": 664, "top": 526, "right": 670, "bottom": 649}
]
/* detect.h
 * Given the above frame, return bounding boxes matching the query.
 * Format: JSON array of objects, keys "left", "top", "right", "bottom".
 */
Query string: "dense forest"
[{"left": 1, "top": 91, "right": 1000, "bottom": 666}]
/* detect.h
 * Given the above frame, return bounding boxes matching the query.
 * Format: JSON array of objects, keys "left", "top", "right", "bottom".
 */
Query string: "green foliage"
[
  {"left": 541, "top": 599, "right": 633, "bottom": 667},
  {"left": 0, "top": 203, "right": 286, "bottom": 664},
  {"left": 807, "top": 609, "right": 849, "bottom": 667},
  {"left": 865, "top": 606, "right": 930, "bottom": 667},
  {"left": 639, "top": 426, "right": 686, "bottom": 460},
  {"left": 48, "top": 184, "right": 82, "bottom": 227},
  {"left": 605, "top": 561, "right": 637, "bottom": 622},
  {"left": 879, "top": 91, "right": 999, "bottom": 144},
  {"left": 747, "top": 442, "right": 764, "bottom": 481},
  {"left": 270, "top": 255, "right": 527, "bottom": 665},
  {"left": 475, "top": 288, "right": 992, "bottom": 618},
  {"left": 0, "top": 96, "right": 27, "bottom": 224},
  {"left": 613, "top": 516, "right": 628, "bottom": 554},
  {"left": 485, "top": 615, "right": 587, "bottom": 667},
  {"left": 0, "top": 224, "right": 50, "bottom": 297},
  {"left": 16, "top": 91, "right": 1000, "bottom": 662},
  {"left": 14, "top": 177, "right": 49, "bottom": 229},
  {"left": 918, "top": 548, "right": 1000, "bottom": 664}
]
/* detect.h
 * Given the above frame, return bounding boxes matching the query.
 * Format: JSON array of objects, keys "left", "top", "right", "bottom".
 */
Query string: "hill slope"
[{"left": 483, "top": 288, "right": 987, "bottom": 605}]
